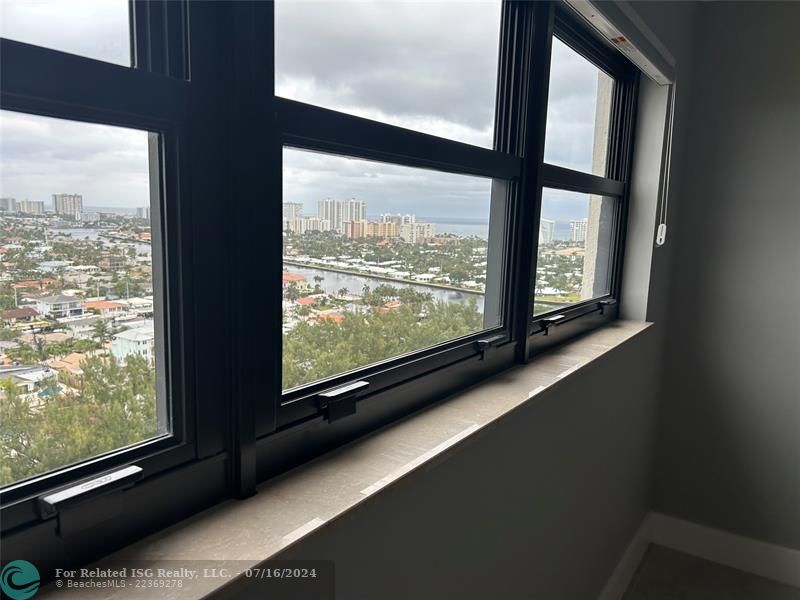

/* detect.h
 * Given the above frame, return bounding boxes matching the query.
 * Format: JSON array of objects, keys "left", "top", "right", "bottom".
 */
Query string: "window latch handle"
[
  {"left": 317, "top": 380, "right": 369, "bottom": 423},
  {"left": 474, "top": 334, "right": 505, "bottom": 360},
  {"left": 541, "top": 314, "right": 566, "bottom": 335},
  {"left": 599, "top": 298, "right": 618, "bottom": 315},
  {"left": 38, "top": 465, "right": 143, "bottom": 520}
]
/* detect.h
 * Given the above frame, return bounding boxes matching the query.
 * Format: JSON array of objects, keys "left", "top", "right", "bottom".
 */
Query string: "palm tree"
[
  {"left": 92, "top": 320, "right": 111, "bottom": 345},
  {"left": 286, "top": 283, "right": 300, "bottom": 302}
]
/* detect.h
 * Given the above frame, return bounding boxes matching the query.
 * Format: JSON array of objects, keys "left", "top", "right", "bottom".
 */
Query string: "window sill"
[{"left": 42, "top": 320, "right": 652, "bottom": 599}]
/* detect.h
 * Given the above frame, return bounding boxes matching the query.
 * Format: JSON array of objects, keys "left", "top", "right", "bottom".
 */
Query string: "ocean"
[{"left": 417, "top": 218, "right": 572, "bottom": 241}]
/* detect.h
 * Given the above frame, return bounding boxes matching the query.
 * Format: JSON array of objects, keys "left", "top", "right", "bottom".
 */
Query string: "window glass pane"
[
  {"left": 282, "top": 147, "right": 505, "bottom": 391},
  {"left": 0, "top": 110, "right": 166, "bottom": 487},
  {"left": 0, "top": 0, "right": 130, "bottom": 66},
  {"left": 544, "top": 37, "right": 614, "bottom": 175},
  {"left": 533, "top": 188, "right": 615, "bottom": 315},
  {"left": 275, "top": 0, "right": 502, "bottom": 148}
]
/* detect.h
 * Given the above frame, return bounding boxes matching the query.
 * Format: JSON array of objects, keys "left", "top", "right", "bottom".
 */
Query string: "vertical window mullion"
[
  {"left": 130, "top": 0, "right": 187, "bottom": 79},
  {"left": 504, "top": 0, "right": 555, "bottom": 363},
  {"left": 184, "top": 0, "right": 234, "bottom": 461},
  {"left": 230, "top": 0, "right": 279, "bottom": 486},
  {"left": 606, "top": 74, "right": 638, "bottom": 303}
]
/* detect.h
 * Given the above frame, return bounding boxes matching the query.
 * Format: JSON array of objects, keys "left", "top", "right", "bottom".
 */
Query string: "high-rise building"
[
  {"left": 282, "top": 202, "right": 303, "bottom": 231},
  {"left": 569, "top": 218, "right": 588, "bottom": 243},
  {"left": 539, "top": 218, "right": 555, "bottom": 244},
  {"left": 341, "top": 198, "right": 367, "bottom": 226},
  {"left": 136, "top": 206, "right": 151, "bottom": 220},
  {"left": 367, "top": 221, "right": 399, "bottom": 239},
  {"left": 0, "top": 197, "right": 17, "bottom": 213},
  {"left": 53, "top": 193, "right": 83, "bottom": 219},
  {"left": 317, "top": 198, "right": 342, "bottom": 233},
  {"left": 344, "top": 220, "right": 369, "bottom": 239},
  {"left": 288, "top": 216, "right": 330, "bottom": 234},
  {"left": 318, "top": 198, "right": 367, "bottom": 233},
  {"left": 17, "top": 199, "right": 45, "bottom": 214},
  {"left": 399, "top": 221, "right": 436, "bottom": 244},
  {"left": 380, "top": 213, "right": 415, "bottom": 226}
]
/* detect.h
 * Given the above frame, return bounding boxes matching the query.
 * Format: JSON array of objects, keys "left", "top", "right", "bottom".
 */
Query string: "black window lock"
[
  {"left": 541, "top": 314, "right": 566, "bottom": 335},
  {"left": 317, "top": 380, "right": 369, "bottom": 423},
  {"left": 474, "top": 334, "right": 505, "bottom": 360},
  {"left": 599, "top": 299, "right": 618, "bottom": 315}
]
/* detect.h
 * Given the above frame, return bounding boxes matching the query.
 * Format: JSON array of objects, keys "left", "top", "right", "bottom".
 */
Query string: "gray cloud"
[
  {"left": 0, "top": 110, "right": 150, "bottom": 209},
  {"left": 284, "top": 147, "right": 493, "bottom": 220},
  {"left": 0, "top": 1, "right": 145, "bottom": 209},
  {"left": 278, "top": 4, "right": 608, "bottom": 221},
  {"left": 276, "top": 0, "right": 502, "bottom": 148},
  {"left": 0, "top": 0, "right": 129, "bottom": 66},
  {"left": 0, "top": 1, "right": 609, "bottom": 223},
  {"left": 544, "top": 37, "right": 611, "bottom": 173}
]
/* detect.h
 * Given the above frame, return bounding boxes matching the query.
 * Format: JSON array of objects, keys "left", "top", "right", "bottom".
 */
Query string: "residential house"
[
  {"left": 111, "top": 323, "right": 155, "bottom": 366},
  {"left": 83, "top": 300, "right": 126, "bottom": 318},
  {"left": 35, "top": 294, "right": 84, "bottom": 319},
  {"left": 1, "top": 307, "right": 38, "bottom": 325}
]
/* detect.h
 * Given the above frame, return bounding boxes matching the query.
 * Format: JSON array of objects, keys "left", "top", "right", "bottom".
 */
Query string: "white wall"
[{"left": 654, "top": 0, "right": 800, "bottom": 551}]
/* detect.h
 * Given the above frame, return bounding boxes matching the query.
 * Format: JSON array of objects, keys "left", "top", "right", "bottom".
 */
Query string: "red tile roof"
[
  {"left": 83, "top": 300, "right": 124, "bottom": 310},
  {"left": 283, "top": 271, "right": 306, "bottom": 283}
]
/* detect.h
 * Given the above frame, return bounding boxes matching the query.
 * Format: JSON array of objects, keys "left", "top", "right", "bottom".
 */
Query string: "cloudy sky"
[{"left": 0, "top": 0, "right": 611, "bottom": 222}]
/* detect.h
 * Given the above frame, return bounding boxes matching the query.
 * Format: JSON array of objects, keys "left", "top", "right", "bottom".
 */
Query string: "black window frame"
[
  {"left": 255, "top": 1, "right": 638, "bottom": 479},
  {"left": 0, "top": 0, "right": 234, "bottom": 568},
  {"left": 0, "top": 0, "right": 639, "bottom": 574},
  {"left": 527, "top": 5, "right": 639, "bottom": 356}
]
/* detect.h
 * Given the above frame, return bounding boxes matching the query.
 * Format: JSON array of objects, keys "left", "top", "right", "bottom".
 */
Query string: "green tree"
[
  {"left": 92, "top": 319, "right": 111, "bottom": 345},
  {"left": 0, "top": 355, "right": 158, "bottom": 486},
  {"left": 285, "top": 282, "right": 300, "bottom": 302},
  {"left": 282, "top": 299, "right": 482, "bottom": 389}
]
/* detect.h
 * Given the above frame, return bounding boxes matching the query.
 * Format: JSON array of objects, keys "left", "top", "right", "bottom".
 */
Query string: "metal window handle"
[
  {"left": 599, "top": 299, "right": 618, "bottom": 315},
  {"left": 317, "top": 380, "right": 369, "bottom": 423},
  {"left": 541, "top": 314, "right": 566, "bottom": 335},
  {"left": 38, "top": 465, "right": 143, "bottom": 519},
  {"left": 474, "top": 334, "right": 505, "bottom": 360}
]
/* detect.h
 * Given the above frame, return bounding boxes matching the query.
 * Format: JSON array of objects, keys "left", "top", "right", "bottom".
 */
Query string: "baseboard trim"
[
  {"left": 649, "top": 512, "right": 800, "bottom": 589},
  {"left": 598, "top": 512, "right": 800, "bottom": 600},
  {"left": 597, "top": 515, "right": 653, "bottom": 600}
]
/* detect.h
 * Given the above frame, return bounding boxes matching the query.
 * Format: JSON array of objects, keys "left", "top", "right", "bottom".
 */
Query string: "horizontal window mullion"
[
  {"left": 278, "top": 98, "right": 522, "bottom": 180},
  {"left": 0, "top": 38, "right": 189, "bottom": 123},
  {"left": 277, "top": 327, "right": 510, "bottom": 429},
  {"left": 261, "top": 340, "right": 516, "bottom": 483},
  {"left": 540, "top": 163, "right": 625, "bottom": 196},
  {"left": 530, "top": 294, "right": 615, "bottom": 327},
  {"left": 528, "top": 301, "right": 617, "bottom": 358},
  {"left": 1, "top": 454, "right": 228, "bottom": 568},
  {"left": 0, "top": 435, "right": 196, "bottom": 532}
]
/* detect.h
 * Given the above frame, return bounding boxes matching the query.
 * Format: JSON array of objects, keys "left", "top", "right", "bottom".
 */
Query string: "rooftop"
[
  {"left": 37, "top": 294, "right": 80, "bottom": 304},
  {"left": 113, "top": 324, "right": 155, "bottom": 342},
  {"left": 1, "top": 307, "right": 38, "bottom": 320},
  {"left": 282, "top": 271, "right": 306, "bottom": 283},
  {"left": 83, "top": 300, "right": 124, "bottom": 310}
]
